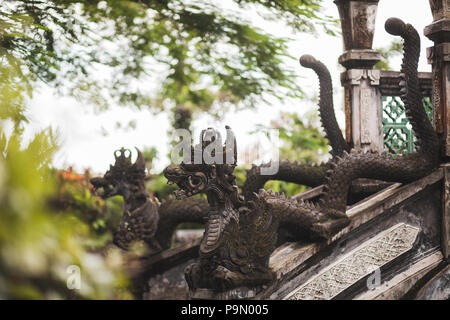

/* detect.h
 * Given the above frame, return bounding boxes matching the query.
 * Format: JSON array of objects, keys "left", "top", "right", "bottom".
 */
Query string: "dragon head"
[
  {"left": 90, "top": 147, "right": 147, "bottom": 202},
  {"left": 164, "top": 126, "right": 240, "bottom": 205}
]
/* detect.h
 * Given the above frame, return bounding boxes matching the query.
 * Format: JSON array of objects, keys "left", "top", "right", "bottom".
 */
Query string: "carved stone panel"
[
  {"left": 342, "top": 69, "right": 383, "bottom": 152},
  {"left": 284, "top": 223, "right": 420, "bottom": 300},
  {"left": 334, "top": 0, "right": 379, "bottom": 50},
  {"left": 442, "top": 164, "right": 450, "bottom": 260}
]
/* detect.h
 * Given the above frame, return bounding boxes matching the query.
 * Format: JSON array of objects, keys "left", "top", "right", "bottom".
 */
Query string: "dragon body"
[
  {"left": 315, "top": 18, "right": 440, "bottom": 214},
  {"left": 267, "top": 18, "right": 440, "bottom": 239},
  {"left": 242, "top": 54, "right": 350, "bottom": 200},
  {"left": 164, "top": 127, "right": 349, "bottom": 292},
  {"left": 90, "top": 148, "right": 208, "bottom": 253}
]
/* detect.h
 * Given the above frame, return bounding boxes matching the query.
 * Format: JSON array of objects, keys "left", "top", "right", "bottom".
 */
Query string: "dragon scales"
[
  {"left": 90, "top": 148, "right": 208, "bottom": 253},
  {"left": 242, "top": 54, "right": 388, "bottom": 203},
  {"left": 163, "top": 127, "right": 350, "bottom": 292},
  {"left": 163, "top": 17, "right": 440, "bottom": 293},
  {"left": 265, "top": 17, "right": 441, "bottom": 239}
]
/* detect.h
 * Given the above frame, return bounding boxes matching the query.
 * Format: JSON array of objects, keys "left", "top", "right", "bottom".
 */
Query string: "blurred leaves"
[
  {"left": 0, "top": 128, "right": 132, "bottom": 299},
  {"left": 0, "top": 0, "right": 336, "bottom": 117},
  {"left": 375, "top": 40, "right": 403, "bottom": 71},
  {"left": 245, "top": 111, "right": 329, "bottom": 197},
  {"left": 0, "top": 55, "right": 131, "bottom": 300}
]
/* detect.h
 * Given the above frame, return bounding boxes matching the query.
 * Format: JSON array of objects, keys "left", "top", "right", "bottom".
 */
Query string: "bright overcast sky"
[{"left": 22, "top": 0, "right": 433, "bottom": 174}]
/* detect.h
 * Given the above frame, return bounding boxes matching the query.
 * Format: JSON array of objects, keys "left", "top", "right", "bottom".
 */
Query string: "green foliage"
[
  {"left": 140, "top": 146, "right": 176, "bottom": 199},
  {"left": 247, "top": 111, "right": 329, "bottom": 197},
  {"left": 255, "top": 111, "right": 329, "bottom": 162},
  {"left": 277, "top": 112, "right": 329, "bottom": 162},
  {"left": 0, "top": 54, "right": 131, "bottom": 299},
  {"left": 0, "top": 58, "right": 30, "bottom": 129},
  {"left": 0, "top": 129, "right": 132, "bottom": 299},
  {"left": 375, "top": 40, "right": 403, "bottom": 70},
  {"left": 50, "top": 167, "right": 124, "bottom": 249},
  {"left": 1, "top": 0, "right": 336, "bottom": 117},
  {"left": 234, "top": 165, "right": 248, "bottom": 189},
  {"left": 142, "top": 146, "right": 158, "bottom": 164}
]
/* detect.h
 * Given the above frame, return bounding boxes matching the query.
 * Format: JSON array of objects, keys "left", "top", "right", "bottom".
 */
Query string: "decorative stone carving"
[
  {"left": 425, "top": 0, "right": 450, "bottom": 157},
  {"left": 90, "top": 148, "right": 209, "bottom": 253},
  {"left": 343, "top": 69, "right": 380, "bottom": 86},
  {"left": 334, "top": 0, "right": 379, "bottom": 50},
  {"left": 163, "top": 127, "right": 351, "bottom": 296},
  {"left": 335, "top": 0, "right": 381, "bottom": 69},
  {"left": 284, "top": 223, "right": 419, "bottom": 300},
  {"left": 341, "top": 69, "right": 383, "bottom": 152},
  {"left": 429, "top": 0, "right": 450, "bottom": 21}
]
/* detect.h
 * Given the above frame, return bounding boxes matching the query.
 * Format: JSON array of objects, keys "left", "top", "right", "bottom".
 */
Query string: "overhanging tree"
[{"left": 0, "top": 0, "right": 338, "bottom": 130}]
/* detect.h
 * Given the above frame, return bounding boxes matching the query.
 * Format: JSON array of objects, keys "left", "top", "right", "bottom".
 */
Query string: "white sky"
[{"left": 22, "top": 0, "right": 433, "bottom": 174}]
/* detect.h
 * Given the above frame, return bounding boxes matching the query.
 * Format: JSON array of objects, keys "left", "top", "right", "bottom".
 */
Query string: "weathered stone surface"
[
  {"left": 174, "top": 229, "right": 204, "bottom": 245},
  {"left": 189, "top": 287, "right": 261, "bottom": 300},
  {"left": 341, "top": 68, "right": 383, "bottom": 152},
  {"left": 378, "top": 71, "right": 432, "bottom": 96},
  {"left": 284, "top": 223, "right": 419, "bottom": 300},
  {"left": 442, "top": 164, "right": 450, "bottom": 260},
  {"left": 429, "top": 0, "right": 450, "bottom": 21},
  {"left": 354, "top": 251, "right": 443, "bottom": 300},
  {"left": 269, "top": 242, "right": 319, "bottom": 280},
  {"left": 338, "top": 50, "right": 381, "bottom": 69},
  {"left": 334, "top": 0, "right": 379, "bottom": 51},
  {"left": 415, "top": 263, "right": 450, "bottom": 300},
  {"left": 259, "top": 170, "right": 442, "bottom": 300},
  {"left": 143, "top": 259, "right": 195, "bottom": 300}
]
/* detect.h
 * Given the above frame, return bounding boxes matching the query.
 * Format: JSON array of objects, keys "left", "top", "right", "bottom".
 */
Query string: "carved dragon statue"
[
  {"left": 312, "top": 18, "right": 440, "bottom": 215},
  {"left": 263, "top": 17, "right": 440, "bottom": 238},
  {"left": 163, "top": 126, "right": 350, "bottom": 292},
  {"left": 90, "top": 148, "right": 209, "bottom": 253},
  {"left": 241, "top": 54, "right": 350, "bottom": 200},
  {"left": 241, "top": 54, "right": 392, "bottom": 203}
]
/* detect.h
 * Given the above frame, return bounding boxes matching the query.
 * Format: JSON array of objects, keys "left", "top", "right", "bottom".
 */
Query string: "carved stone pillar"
[
  {"left": 341, "top": 69, "right": 383, "bottom": 151},
  {"left": 425, "top": 0, "right": 450, "bottom": 158},
  {"left": 425, "top": 0, "right": 450, "bottom": 261},
  {"left": 335, "top": 0, "right": 383, "bottom": 152},
  {"left": 442, "top": 164, "right": 450, "bottom": 261}
]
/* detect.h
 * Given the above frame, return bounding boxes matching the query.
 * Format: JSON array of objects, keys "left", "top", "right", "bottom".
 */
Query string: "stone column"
[
  {"left": 425, "top": 0, "right": 450, "bottom": 158},
  {"left": 334, "top": 0, "right": 383, "bottom": 152},
  {"left": 425, "top": 0, "right": 450, "bottom": 261}
]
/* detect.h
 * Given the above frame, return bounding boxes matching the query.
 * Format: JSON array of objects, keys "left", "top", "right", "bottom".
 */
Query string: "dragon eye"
[{"left": 188, "top": 176, "right": 201, "bottom": 187}]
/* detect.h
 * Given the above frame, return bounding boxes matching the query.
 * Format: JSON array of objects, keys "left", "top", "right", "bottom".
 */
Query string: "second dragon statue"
[{"left": 90, "top": 148, "right": 209, "bottom": 253}]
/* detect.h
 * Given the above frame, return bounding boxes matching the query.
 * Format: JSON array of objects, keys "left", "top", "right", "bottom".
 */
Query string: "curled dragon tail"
[
  {"left": 155, "top": 196, "right": 209, "bottom": 250},
  {"left": 300, "top": 54, "right": 350, "bottom": 157},
  {"left": 318, "top": 18, "right": 440, "bottom": 214},
  {"left": 385, "top": 18, "right": 439, "bottom": 159},
  {"left": 241, "top": 160, "right": 328, "bottom": 200},
  {"left": 272, "top": 18, "right": 440, "bottom": 240},
  {"left": 241, "top": 55, "right": 348, "bottom": 199}
]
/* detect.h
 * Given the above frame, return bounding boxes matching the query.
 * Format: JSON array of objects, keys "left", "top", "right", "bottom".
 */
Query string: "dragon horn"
[{"left": 134, "top": 147, "right": 146, "bottom": 170}]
